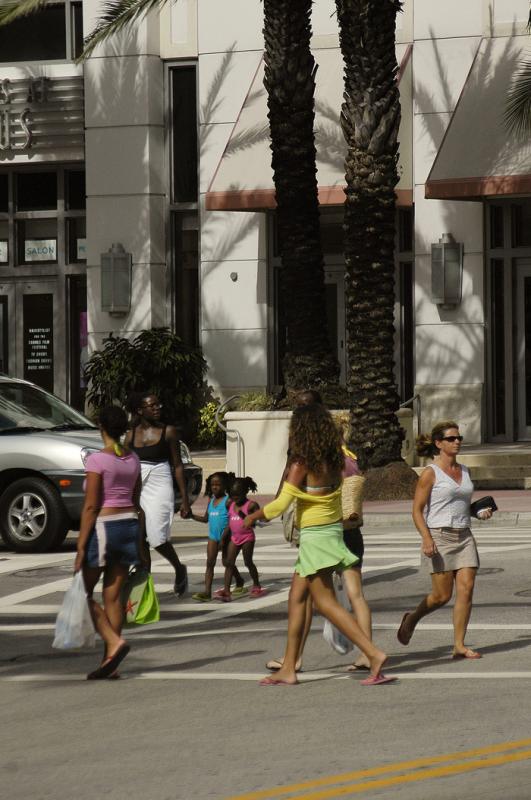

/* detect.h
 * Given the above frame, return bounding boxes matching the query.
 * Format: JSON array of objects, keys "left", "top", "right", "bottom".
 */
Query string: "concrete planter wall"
[{"left": 225, "top": 408, "right": 415, "bottom": 493}]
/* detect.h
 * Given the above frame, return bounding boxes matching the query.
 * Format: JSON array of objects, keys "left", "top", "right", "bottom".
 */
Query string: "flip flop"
[
  {"left": 346, "top": 663, "right": 371, "bottom": 672},
  {"left": 259, "top": 676, "right": 299, "bottom": 686},
  {"left": 250, "top": 587, "right": 268, "bottom": 597},
  {"left": 192, "top": 592, "right": 211, "bottom": 602},
  {"left": 265, "top": 658, "right": 303, "bottom": 672},
  {"left": 231, "top": 585, "right": 248, "bottom": 597},
  {"left": 397, "top": 612, "right": 412, "bottom": 646},
  {"left": 452, "top": 649, "right": 482, "bottom": 660},
  {"left": 360, "top": 673, "right": 396, "bottom": 686},
  {"left": 87, "top": 643, "right": 130, "bottom": 680},
  {"left": 214, "top": 590, "right": 231, "bottom": 603}
]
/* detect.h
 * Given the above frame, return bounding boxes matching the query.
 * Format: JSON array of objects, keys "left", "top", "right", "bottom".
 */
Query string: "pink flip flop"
[
  {"left": 360, "top": 673, "right": 396, "bottom": 686},
  {"left": 250, "top": 586, "right": 268, "bottom": 597}
]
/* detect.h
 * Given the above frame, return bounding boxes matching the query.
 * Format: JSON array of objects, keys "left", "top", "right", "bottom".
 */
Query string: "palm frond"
[
  {"left": 78, "top": 0, "right": 168, "bottom": 62},
  {"left": 0, "top": 0, "right": 47, "bottom": 27},
  {"left": 505, "top": 58, "right": 531, "bottom": 137}
]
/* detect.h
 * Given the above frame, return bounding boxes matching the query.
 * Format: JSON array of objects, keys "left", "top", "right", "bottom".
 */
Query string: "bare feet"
[
  {"left": 368, "top": 649, "right": 388, "bottom": 679},
  {"left": 260, "top": 671, "right": 299, "bottom": 686},
  {"left": 452, "top": 647, "right": 482, "bottom": 659},
  {"left": 266, "top": 657, "right": 302, "bottom": 672}
]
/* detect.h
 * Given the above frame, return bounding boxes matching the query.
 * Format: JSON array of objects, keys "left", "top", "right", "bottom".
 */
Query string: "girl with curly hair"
[{"left": 244, "top": 403, "right": 393, "bottom": 686}]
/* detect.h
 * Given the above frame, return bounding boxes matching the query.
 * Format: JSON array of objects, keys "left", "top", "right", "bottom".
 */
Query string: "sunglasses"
[{"left": 441, "top": 435, "right": 463, "bottom": 443}]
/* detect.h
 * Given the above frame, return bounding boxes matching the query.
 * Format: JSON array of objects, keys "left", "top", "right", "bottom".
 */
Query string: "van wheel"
[{"left": 0, "top": 478, "right": 70, "bottom": 553}]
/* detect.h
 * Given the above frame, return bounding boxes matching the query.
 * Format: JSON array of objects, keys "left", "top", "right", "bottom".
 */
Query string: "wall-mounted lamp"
[
  {"left": 431, "top": 233, "right": 463, "bottom": 308},
  {"left": 101, "top": 242, "right": 132, "bottom": 316}
]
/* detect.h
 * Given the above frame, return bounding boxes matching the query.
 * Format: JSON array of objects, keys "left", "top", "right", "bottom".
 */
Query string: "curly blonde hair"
[{"left": 289, "top": 404, "right": 344, "bottom": 474}]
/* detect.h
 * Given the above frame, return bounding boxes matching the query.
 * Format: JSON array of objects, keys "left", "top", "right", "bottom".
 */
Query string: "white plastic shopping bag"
[
  {"left": 323, "top": 573, "right": 353, "bottom": 655},
  {"left": 53, "top": 572, "right": 95, "bottom": 649}
]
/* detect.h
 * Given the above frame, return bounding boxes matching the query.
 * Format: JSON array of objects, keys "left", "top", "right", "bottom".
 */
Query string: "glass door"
[
  {"left": 516, "top": 259, "right": 531, "bottom": 440},
  {"left": 15, "top": 281, "right": 57, "bottom": 394},
  {"left": 324, "top": 269, "right": 347, "bottom": 386}
]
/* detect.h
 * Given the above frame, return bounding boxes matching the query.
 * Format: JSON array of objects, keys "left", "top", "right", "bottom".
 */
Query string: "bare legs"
[
  {"left": 398, "top": 568, "right": 479, "bottom": 655},
  {"left": 83, "top": 564, "right": 129, "bottom": 662},
  {"left": 223, "top": 540, "right": 261, "bottom": 594},
  {"left": 342, "top": 567, "right": 372, "bottom": 668},
  {"left": 267, "top": 569, "right": 388, "bottom": 685}
]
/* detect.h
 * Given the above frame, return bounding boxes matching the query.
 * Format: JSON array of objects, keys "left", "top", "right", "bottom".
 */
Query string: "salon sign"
[{"left": 0, "top": 76, "right": 84, "bottom": 154}]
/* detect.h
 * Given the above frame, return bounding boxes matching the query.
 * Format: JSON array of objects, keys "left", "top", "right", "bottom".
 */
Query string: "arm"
[
  {"left": 133, "top": 474, "right": 150, "bottom": 569},
  {"left": 167, "top": 426, "right": 191, "bottom": 518},
  {"left": 74, "top": 472, "right": 102, "bottom": 572},
  {"left": 244, "top": 462, "right": 306, "bottom": 528},
  {"left": 412, "top": 467, "right": 437, "bottom": 557},
  {"left": 191, "top": 509, "right": 209, "bottom": 523}
]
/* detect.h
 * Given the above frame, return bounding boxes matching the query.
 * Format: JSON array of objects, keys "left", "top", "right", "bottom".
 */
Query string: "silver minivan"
[{"left": 0, "top": 377, "right": 202, "bottom": 553}]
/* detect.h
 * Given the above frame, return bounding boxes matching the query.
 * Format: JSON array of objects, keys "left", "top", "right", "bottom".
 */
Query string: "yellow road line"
[
  {"left": 287, "top": 749, "right": 531, "bottom": 800},
  {"left": 225, "top": 737, "right": 531, "bottom": 800}
]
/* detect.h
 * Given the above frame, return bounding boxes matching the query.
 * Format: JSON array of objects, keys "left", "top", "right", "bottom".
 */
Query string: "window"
[
  {"left": 172, "top": 213, "right": 199, "bottom": 347},
  {"left": 171, "top": 66, "right": 198, "bottom": 204},
  {"left": 0, "top": 168, "right": 86, "bottom": 267},
  {"left": 0, "top": 2, "right": 83, "bottom": 63},
  {"left": 396, "top": 207, "right": 414, "bottom": 403}
]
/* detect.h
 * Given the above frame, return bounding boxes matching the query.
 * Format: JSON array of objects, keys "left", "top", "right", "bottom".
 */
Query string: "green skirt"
[{"left": 294, "top": 522, "right": 358, "bottom": 577}]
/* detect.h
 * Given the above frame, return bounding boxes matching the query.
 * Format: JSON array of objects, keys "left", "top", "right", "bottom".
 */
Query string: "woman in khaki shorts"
[{"left": 397, "top": 420, "right": 492, "bottom": 659}]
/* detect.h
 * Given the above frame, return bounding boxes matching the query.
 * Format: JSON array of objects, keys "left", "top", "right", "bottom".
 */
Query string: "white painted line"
[
  {"left": 0, "top": 578, "right": 71, "bottom": 607},
  {"left": 4, "top": 670, "right": 531, "bottom": 683},
  {"left": 0, "top": 553, "right": 73, "bottom": 575}
]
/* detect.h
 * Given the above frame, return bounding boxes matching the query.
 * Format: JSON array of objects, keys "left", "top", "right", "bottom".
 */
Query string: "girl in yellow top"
[{"left": 244, "top": 403, "right": 394, "bottom": 686}]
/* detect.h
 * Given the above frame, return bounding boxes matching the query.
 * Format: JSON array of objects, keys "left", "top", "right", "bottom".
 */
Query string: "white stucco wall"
[{"left": 83, "top": 1, "right": 167, "bottom": 354}]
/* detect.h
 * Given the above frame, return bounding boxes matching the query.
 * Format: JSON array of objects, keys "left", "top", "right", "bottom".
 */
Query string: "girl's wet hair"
[
  {"left": 204, "top": 471, "right": 235, "bottom": 496},
  {"left": 230, "top": 475, "right": 258, "bottom": 495},
  {"left": 99, "top": 405, "right": 128, "bottom": 442}
]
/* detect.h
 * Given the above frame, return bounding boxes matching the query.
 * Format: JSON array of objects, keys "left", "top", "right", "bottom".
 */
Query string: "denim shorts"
[{"left": 85, "top": 512, "right": 140, "bottom": 568}]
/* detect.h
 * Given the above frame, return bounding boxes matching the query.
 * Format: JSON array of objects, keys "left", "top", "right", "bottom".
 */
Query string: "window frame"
[{"left": 0, "top": 0, "right": 83, "bottom": 65}]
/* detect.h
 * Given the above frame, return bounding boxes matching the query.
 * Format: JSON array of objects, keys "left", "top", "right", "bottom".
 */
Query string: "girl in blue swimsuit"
[{"left": 191, "top": 472, "right": 247, "bottom": 601}]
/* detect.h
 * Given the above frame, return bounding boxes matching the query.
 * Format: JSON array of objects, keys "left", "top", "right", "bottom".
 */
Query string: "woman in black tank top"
[{"left": 125, "top": 392, "right": 190, "bottom": 596}]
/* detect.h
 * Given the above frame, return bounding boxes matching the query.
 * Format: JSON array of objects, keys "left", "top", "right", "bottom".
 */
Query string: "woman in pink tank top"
[{"left": 74, "top": 405, "right": 143, "bottom": 680}]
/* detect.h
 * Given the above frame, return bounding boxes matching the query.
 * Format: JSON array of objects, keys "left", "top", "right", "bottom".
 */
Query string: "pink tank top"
[
  {"left": 229, "top": 499, "right": 253, "bottom": 538},
  {"left": 85, "top": 450, "right": 140, "bottom": 508}
]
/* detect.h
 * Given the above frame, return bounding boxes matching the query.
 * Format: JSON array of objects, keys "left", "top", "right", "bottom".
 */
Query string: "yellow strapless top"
[{"left": 263, "top": 482, "right": 342, "bottom": 529}]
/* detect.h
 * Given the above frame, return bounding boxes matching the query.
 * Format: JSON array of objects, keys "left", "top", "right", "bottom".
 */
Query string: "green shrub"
[
  {"left": 196, "top": 401, "right": 225, "bottom": 449},
  {"left": 84, "top": 328, "right": 207, "bottom": 434},
  {"left": 236, "top": 392, "right": 276, "bottom": 411}
]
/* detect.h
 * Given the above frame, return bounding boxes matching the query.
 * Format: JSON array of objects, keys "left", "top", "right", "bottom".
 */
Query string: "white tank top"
[{"left": 424, "top": 463, "right": 473, "bottom": 529}]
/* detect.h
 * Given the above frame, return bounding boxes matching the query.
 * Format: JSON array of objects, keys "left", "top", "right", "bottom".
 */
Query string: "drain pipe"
[{"left": 215, "top": 395, "right": 244, "bottom": 476}]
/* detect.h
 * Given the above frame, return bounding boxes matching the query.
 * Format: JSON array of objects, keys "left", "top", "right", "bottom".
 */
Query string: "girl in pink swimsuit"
[{"left": 217, "top": 476, "right": 266, "bottom": 601}]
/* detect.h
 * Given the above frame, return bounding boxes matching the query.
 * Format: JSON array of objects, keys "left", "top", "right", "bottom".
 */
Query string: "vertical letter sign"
[{"left": 23, "top": 294, "right": 54, "bottom": 392}]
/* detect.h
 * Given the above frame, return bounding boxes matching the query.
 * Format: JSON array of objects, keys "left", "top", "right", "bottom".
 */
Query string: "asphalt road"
[{"left": 2, "top": 518, "right": 531, "bottom": 800}]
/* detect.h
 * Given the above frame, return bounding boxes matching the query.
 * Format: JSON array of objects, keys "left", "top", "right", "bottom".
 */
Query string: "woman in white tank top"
[{"left": 396, "top": 420, "right": 493, "bottom": 660}]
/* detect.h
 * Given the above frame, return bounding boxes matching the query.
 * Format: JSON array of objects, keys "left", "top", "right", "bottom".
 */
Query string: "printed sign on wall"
[
  {"left": 25, "top": 239, "right": 56, "bottom": 262},
  {"left": 0, "top": 240, "right": 7, "bottom": 263},
  {"left": 23, "top": 294, "right": 54, "bottom": 392}
]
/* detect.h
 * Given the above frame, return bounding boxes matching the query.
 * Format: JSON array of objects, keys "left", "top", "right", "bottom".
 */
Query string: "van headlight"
[
  {"left": 180, "top": 441, "right": 192, "bottom": 464},
  {"left": 80, "top": 447, "right": 99, "bottom": 467}
]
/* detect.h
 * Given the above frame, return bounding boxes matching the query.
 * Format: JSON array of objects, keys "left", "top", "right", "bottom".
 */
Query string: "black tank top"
[{"left": 130, "top": 425, "right": 171, "bottom": 463}]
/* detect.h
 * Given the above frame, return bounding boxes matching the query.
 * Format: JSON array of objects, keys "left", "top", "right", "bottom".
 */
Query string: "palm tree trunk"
[
  {"left": 264, "top": 0, "right": 340, "bottom": 395},
  {"left": 335, "top": 0, "right": 404, "bottom": 469}
]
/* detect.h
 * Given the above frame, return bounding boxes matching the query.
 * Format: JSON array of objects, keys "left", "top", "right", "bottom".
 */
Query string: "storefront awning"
[
  {"left": 205, "top": 44, "right": 413, "bottom": 211},
  {"left": 426, "top": 36, "right": 531, "bottom": 200}
]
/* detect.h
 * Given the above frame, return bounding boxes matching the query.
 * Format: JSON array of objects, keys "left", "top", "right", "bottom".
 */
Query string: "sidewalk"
[{"left": 188, "top": 489, "right": 531, "bottom": 528}]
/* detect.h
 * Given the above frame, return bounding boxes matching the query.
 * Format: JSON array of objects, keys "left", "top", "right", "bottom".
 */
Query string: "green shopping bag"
[{"left": 123, "top": 568, "right": 160, "bottom": 625}]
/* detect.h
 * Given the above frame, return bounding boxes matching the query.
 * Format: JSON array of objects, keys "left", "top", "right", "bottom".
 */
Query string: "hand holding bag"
[
  {"left": 342, "top": 475, "right": 366, "bottom": 528},
  {"left": 52, "top": 572, "right": 95, "bottom": 650},
  {"left": 470, "top": 495, "right": 498, "bottom": 519},
  {"left": 122, "top": 568, "right": 160, "bottom": 625}
]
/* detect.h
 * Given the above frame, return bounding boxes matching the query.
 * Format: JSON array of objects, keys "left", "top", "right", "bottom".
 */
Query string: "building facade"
[{"left": 0, "top": 0, "right": 529, "bottom": 443}]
